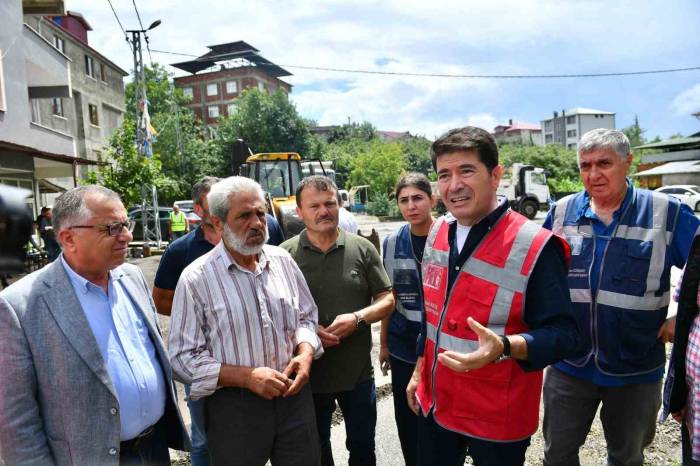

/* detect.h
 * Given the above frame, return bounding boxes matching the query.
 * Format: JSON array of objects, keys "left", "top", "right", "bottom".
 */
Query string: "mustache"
[{"left": 316, "top": 215, "right": 335, "bottom": 223}]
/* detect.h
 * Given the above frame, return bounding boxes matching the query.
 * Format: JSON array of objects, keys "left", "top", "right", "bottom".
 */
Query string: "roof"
[
  {"left": 635, "top": 136, "right": 700, "bottom": 150},
  {"left": 171, "top": 41, "right": 291, "bottom": 77},
  {"left": 565, "top": 107, "right": 615, "bottom": 115},
  {"left": 631, "top": 160, "right": 700, "bottom": 177},
  {"left": 505, "top": 122, "right": 541, "bottom": 132},
  {"left": 377, "top": 130, "right": 410, "bottom": 141},
  {"left": 64, "top": 10, "right": 92, "bottom": 31},
  {"left": 0, "top": 140, "right": 103, "bottom": 165}
]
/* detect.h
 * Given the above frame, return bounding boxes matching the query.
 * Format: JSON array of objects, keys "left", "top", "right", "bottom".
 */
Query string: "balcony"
[{"left": 23, "top": 23, "right": 71, "bottom": 99}]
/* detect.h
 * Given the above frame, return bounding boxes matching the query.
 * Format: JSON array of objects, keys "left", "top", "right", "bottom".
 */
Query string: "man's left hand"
[
  {"left": 437, "top": 317, "right": 504, "bottom": 372},
  {"left": 283, "top": 344, "right": 313, "bottom": 397},
  {"left": 325, "top": 313, "right": 357, "bottom": 340},
  {"left": 658, "top": 317, "right": 676, "bottom": 344}
]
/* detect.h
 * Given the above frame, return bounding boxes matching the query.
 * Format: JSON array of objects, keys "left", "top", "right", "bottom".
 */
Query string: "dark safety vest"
[
  {"left": 383, "top": 223, "right": 428, "bottom": 363},
  {"left": 551, "top": 187, "right": 680, "bottom": 376},
  {"left": 416, "top": 209, "right": 565, "bottom": 441}
]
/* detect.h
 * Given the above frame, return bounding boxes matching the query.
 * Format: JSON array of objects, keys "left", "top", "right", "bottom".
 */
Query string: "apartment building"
[
  {"left": 541, "top": 108, "right": 615, "bottom": 149},
  {"left": 172, "top": 41, "right": 292, "bottom": 128},
  {"left": 23, "top": 11, "right": 128, "bottom": 182}
]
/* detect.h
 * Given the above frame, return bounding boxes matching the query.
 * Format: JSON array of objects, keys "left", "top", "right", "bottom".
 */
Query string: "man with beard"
[
  {"left": 281, "top": 175, "right": 395, "bottom": 466},
  {"left": 169, "top": 176, "right": 322, "bottom": 466}
]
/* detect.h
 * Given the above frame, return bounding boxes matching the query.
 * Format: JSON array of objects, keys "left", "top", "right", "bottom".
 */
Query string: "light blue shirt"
[{"left": 60, "top": 256, "right": 166, "bottom": 440}]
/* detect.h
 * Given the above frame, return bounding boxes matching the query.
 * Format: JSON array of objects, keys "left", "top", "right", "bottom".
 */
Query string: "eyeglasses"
[{"left": 69, "top": 220, "right": 134, "bottom": 237}]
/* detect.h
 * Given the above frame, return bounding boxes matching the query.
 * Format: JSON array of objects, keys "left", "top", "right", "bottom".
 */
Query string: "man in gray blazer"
[{"left": 0, "top": 185, "right": 189, "bottom": 466}]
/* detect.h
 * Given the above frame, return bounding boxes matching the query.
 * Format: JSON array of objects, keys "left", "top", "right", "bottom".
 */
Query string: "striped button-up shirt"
[{"left": 169, "top": 242, "right": 322, "bottom": 400}]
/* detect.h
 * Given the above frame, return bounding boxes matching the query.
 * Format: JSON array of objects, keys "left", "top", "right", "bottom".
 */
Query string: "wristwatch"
[
  {"left": 354, "top": 312, "right": 368, "bottom": 330},
  {"left": 496, "top": 335, "right": 511, "bottom": 362}
]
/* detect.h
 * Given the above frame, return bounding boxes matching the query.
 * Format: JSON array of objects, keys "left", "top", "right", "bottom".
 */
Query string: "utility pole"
[{"left": 127, "top": 20, "right": 162, "bottom": 250}]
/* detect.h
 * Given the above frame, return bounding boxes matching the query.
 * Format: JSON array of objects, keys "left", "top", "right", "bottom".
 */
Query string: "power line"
[
  {"left": 150, "top": 48, "right": 700, "bottom": 79},
  {"left": 131, "top": 0, "right": 153, "bottom": 65},
  {"left": 105, "top": 0, "right": 132, "bottom": 51}
]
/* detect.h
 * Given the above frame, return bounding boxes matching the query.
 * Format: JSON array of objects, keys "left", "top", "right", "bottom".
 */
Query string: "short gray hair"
[
  {"left": 192, "top": 176, "right": 221, "bottom": 205},
  {"left": 207, "top": 176, "right": 265, "bottom": 221},
  {"left": 577, "top": 129, "right": 631, "bottom": 166},
  {"left": 53, "top": 185, "right": 121, "bottom": 239}
]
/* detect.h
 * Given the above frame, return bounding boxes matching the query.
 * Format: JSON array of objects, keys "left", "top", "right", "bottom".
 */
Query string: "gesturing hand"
[
  {"left": 437, "top": 317, "right": 505, "bottom": 372},
  {"left": 245, "top": 367, "right": 291, "bottom": 400}
]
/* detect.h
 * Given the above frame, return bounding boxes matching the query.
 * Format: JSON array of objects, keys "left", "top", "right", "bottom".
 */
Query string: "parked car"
[
  {"left": 173, "top": 200, "right": 194, "bottom": 212},
  {"left": 655, "top": 185, "right": 700, "bottom": 212},
  {"left": 128, "top": 207, "right": 172, "bottom": 241}
]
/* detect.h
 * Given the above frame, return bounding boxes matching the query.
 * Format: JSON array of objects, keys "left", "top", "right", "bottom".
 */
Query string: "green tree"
[
  {"left": 622, "top": 115, "right": 646, "bottom": 149},
  {"left": 216, "top": 89, "right": 312, "bottom": 159},
  {"left": 499, "top": 144, "right": 582, "bottom": 193},
  {"left": 348, "top": 141, "right": 407, "bottom": 196},
  {"left": 400, "top": 135, "right": 433, "bottom": 177},
  {"left": 84, "top": 118, "right": 180, "bottom": 207}
]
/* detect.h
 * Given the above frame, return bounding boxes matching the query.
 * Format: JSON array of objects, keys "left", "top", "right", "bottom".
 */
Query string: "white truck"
[{"left": 497, "top": 163, "right": 551, "bottom": 219}]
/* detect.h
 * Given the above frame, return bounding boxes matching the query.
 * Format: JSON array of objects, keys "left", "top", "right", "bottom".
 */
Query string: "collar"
[
  {"left": 60, "top": 254, "right": 122, "bottom": 295},
  {"left": 214, "top": 240, "right": 269, "bottom": 274},
  {"left": 299, "top": 227, "right": 345, "bottom": 252},
  {"left": 576, "top": 178, "right": 634, "bottom": 223}
]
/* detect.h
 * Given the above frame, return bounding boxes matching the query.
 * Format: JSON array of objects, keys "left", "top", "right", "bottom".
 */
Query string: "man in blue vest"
[{"left": 543, "top": 128, "right": 700, "bottom": 466}]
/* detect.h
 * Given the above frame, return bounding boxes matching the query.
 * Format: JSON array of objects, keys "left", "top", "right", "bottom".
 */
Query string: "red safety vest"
[{"left": 416, "top": 209, "right": 569, "bottom": 442}]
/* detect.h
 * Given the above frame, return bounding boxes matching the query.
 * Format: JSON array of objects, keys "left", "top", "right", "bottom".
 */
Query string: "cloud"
[{"left": 672, "top": 83, "right": 700, "bottom": 116}]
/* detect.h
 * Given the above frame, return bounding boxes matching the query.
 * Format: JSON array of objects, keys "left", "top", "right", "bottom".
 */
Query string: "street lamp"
[{"left": 147, "top": 19, "right": 161, "bottom": 31}]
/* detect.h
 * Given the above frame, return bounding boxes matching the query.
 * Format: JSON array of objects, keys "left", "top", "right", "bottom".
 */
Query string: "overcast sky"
[{"left": 67, "top": 0, "right": 700, "bottom": 140}]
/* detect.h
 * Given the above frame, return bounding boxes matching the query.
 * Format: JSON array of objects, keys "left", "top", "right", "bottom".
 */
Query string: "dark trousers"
[
  {"left": 205, "top": 385, "right": 320, "bottom": 466},
  {"left": 390, "top": 356, "right": 418, "bottom": 465},
  {"left": 417, "top": 412, "right": 527, "bottom": 466},
  {"left": 542, "top": 366, "right": 661, "bottom": 466},
  {"left": 119, "top": 417, "right": 170, "bottom": 466},
  {"left": 683, "top": 422, "right": 700, "bottom": 466},
  {"left": 313, "top": 378, "right": 377, "bottom": 466}
]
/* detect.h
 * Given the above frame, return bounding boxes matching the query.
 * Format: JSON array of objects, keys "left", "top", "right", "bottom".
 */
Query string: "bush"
[{"left": 366, "top": 193, "right": 399, "bottom": 217}]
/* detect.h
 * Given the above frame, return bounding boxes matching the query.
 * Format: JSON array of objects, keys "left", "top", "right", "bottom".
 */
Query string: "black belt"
[{"left": 120, "top": 424, "right": 156, "bottom": 451}]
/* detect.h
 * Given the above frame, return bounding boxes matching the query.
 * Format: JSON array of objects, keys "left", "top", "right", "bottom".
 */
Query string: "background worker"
[{"left": 168, "top": 203, "right": 189, "bottom": 242}]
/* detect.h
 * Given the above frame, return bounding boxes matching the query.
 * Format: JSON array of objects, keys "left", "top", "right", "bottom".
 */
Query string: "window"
[
  {"left": 89, "top": 104, "right": 99, "bottom": 126},
  {"left": 183, "top": 87, "right": 193, "bottom": 99},
  {"left": 227, "top": 103, "right": 237, "bottom": 115},
  {"left": 226, "top": 80, "right": 238, "bottom": 93},
  {"left": 53, "top": 36, "right": 65, "bottom": 53},
  {"left": 257, "top": 82, "right": 265, "bottom": 92},
  {"left": 544, "top": 121, "right": 552, "bottom": 131},
  {"left": 85, "top": 55, "right": 95, "bottom": 78},
  {"left": 0, "top": 50, "right": 6, "bottom": 112},
  {"left": 30, "top": 99, "right": 41, "bottom": 124},
  {"left": 52, "top": 98, "right": 64, "bottom": 117},
  {"left": 100, "top": 63, "right": 107, "bottom": 82},
  {"left": 566, "top": 115, "right": 576, "bottom": 124},
  {"left": 545, "top": 134, "right": 553, "bottom": 143},
  {"left": 567, "top": 143, "right": 576, "bottom": 149},
  {"left": 567, "top": 129, "right": 577, "bottom": 138},
  {"left": 207, "top": 83, "right": 218, "bottom": 96},
  {"left": 208, "top": 105, "right": 219, "bottom": 118}
]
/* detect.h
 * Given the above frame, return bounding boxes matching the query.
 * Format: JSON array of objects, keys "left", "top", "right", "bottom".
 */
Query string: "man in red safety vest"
[{"left": 406, "top": 126, "right": 580, "bottom": 466}]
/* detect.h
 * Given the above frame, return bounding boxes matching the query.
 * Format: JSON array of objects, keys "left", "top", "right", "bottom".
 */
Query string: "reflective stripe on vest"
[
  {"left": 384, "top": 231, "right": 423, "bottom": 323},
  {"left": 552, "top": 191, "right": 672, "bottom": 313}
]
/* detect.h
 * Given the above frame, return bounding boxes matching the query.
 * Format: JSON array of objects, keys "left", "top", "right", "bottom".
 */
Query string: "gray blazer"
[{"left": 0, "top": 259, "right": 190, "bottom": 466}]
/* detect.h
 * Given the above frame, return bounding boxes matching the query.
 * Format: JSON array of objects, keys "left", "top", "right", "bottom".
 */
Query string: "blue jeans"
[
  {"left": 313, "top": 378, "right": 377, "bottom": 466},
  {"left": 417, "top": 412, "right": 527, "bottom": 466},
  {"left": 390, "top": 356, "right": 418, "bottom": 465},
  {"left": 185, "top": 384, "right": 210, "bottom": 466}
]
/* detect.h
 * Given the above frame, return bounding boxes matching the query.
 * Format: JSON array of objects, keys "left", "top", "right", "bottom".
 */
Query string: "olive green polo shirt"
[{"left": 281, "top": 229, "right": 392, "bottom": 394}]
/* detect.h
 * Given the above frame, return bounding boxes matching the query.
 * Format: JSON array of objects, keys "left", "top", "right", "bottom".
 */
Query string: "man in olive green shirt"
[{"left": 281, "top": 176, "right": 394, "bottom": 466}]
